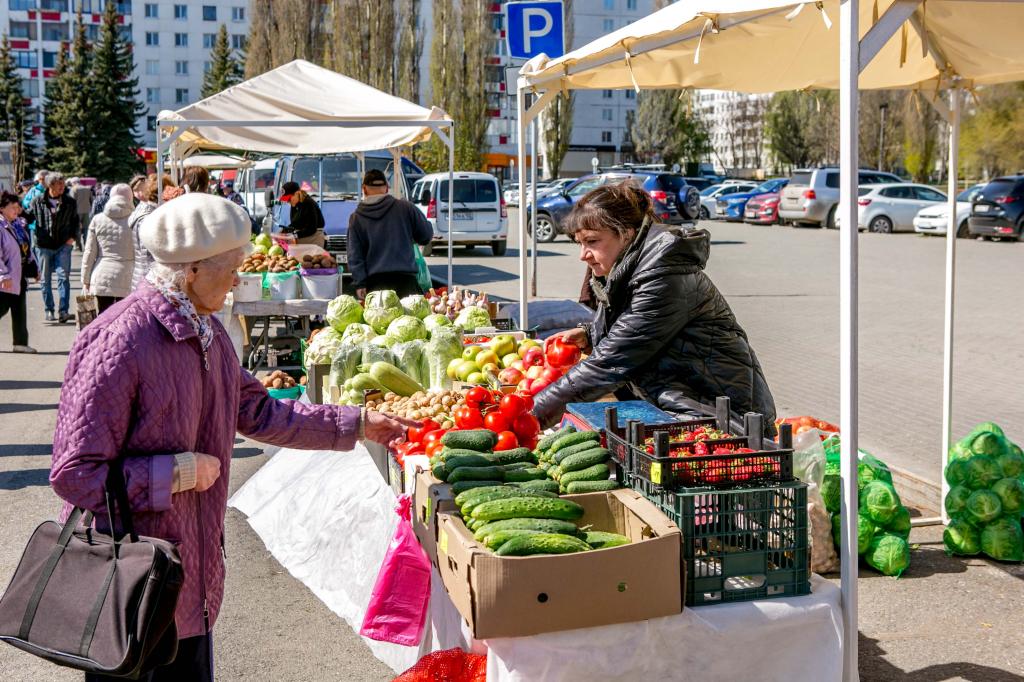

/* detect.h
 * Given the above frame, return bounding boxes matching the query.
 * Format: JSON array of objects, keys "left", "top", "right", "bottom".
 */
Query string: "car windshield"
[
  {"left": 957, "top": 186, "right": 982, "bottom": 202},
  {"left": 251, "top": 168, "right": 275, "bottom": 191},
  {"left": 757, "top": 180, "right": 783, "bottom": 193},
  {"left": 291, "top": 155, "right": 394, "bottom": 198},
  {"left": 858, "top": 187, "right": 873, "bottom": 196},
  {"left": 980, "top": 179, "right": 1020, "bottom": 200},
  {"left": 789, "top": 171, "right": 813, "bottom": 186},
  {"left": 701, "top": 185, "right": 721, "bottom": 196}
]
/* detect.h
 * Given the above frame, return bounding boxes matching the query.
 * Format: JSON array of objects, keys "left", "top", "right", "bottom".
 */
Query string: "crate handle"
[
  {"left": 745, "top": 412, "right": 764, "bottom": 449},
  {"left": 715, "top": 396, "right": 731, "bottom": 432},
  {"left": 605, "top": 405, "right": 619, "bottom": 436}
]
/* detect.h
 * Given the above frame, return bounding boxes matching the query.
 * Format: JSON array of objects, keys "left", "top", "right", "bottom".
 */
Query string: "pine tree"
[
  {"left": 43, "top": 9, "right": 97, "bottom": 176},
  {"left": 0, "top": 34, "right": 37, "bottom": 186},
  {"left": 202, "top": 25, "right": 243, "bottom": 98},
  {"left": 90, "top": 0, "right": 144, "bottom": 180}
]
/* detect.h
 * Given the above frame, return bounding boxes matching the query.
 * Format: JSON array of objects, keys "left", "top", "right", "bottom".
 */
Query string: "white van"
[
  {"left": 411, "top": 172, "right": 508, "bottom": 256},
  {"left": 237, "top": 158, "right": 279, "bottom": 222}
]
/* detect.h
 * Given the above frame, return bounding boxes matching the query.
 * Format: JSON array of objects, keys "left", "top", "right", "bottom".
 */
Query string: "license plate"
[
  {"left": 745, "top": 210, "right": 756, "bottom": 218},
  {"left": 453, "top": 211, "right": 472, "bottom": 221},
  {"left": 975, "top": 204, "right": 990, "bottom": 213}
]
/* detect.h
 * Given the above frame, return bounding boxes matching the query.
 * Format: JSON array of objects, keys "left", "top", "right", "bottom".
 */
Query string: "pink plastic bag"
[{"left": 360, "top": 494, "right": 431, "bottom": 646}]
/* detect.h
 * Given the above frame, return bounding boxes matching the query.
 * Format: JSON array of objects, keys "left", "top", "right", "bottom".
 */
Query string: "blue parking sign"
[{"left": 506, "top": 1, "right": 565, "bottom": 60}]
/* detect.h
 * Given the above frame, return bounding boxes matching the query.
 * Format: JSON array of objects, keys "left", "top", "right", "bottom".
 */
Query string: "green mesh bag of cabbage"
[{"left": 943, "top": 422, "right": 1024, "bottom": 562}]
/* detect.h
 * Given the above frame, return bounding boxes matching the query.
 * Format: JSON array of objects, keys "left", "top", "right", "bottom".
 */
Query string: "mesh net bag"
[{"left": 393, "top": 648, "right": 487, "bottom": 682}]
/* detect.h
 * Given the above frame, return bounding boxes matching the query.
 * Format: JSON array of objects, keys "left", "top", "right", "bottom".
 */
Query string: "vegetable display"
[
  {"left": 240, "top": 252, "right": 299, "bottom": 274},
  {"left": 426, "top": 287, "right": 491, "bottom": 324},
  {"left": 943, "top": 423, "right": 1024, "bottom": 562},
  {"left": 534, "top": 425, "right": 620, "bottom": 494},
  {"left": 326, "top": 295, "right": 364, "bottom": 332},
  {"left": 260, "top": 370, "right": 298, "bottom": 389},
  {"left": 363, "top": 290, "right": 405, "bottom": 334}
]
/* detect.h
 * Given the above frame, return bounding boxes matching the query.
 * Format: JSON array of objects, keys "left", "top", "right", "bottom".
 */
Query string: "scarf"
[
  {"left": 589, "top": 218, "right": 651, "bottom": 307},
  {"left": 147, "top": 269, "right": 215, "bottom": 369}
]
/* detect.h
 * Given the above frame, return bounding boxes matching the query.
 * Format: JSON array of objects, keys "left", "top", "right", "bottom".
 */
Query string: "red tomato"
[
  {"left": 545, "top": 338, "right": 582, "bottom": 368},
  {"left": 494, "top": 430, "right": 519, "bottom": 451},
  {"left": 397, "top": 441, "right": 423, "bottom": 457},
  {"left": 465, "top": 386, "right": 493, "bottom": 406},
  {"left": 512, "top": 413, "right": 540, "bottom": 441},
  {"left": 520, "top": 434, "right": 539, "bottom": 450},
  {"left": 518, "top": 392, "right": 534, "bottom": 412},
  {"left": 484, "top": 410, "right": 511, "bottom": 433},
  {"left": 454, "top": 405, "right": 485, "bottom": 430},
  {"left": 425, "top": 441, "right": 444, "bottom": 458},
  {"left": 423, "top": 429, "right": 447, "bottom": 448},
  {"left": 408, "top": 419, "right": 441, "bottom": 444},
  {"left": 499, "top": 393, "right": 528, "bottom": 419}
]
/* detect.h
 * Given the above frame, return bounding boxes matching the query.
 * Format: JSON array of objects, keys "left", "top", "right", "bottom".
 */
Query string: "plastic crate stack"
[{"left": 605, "top": 399, "right": 810, "bottom": 607}]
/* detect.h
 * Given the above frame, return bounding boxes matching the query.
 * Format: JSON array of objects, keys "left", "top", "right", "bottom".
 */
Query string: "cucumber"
[
  {"left": 441, "top": 448, "right": 492, "bottom": 462},
  {"left": 518, "top": 479, "right": 561, "bottom": 494},
  {"left": 494, "top": 533, "right": 593, "bottom": 556},
  {"left": 484, "top": 448, "right": 536, "bottom": 466},
  {"left": 455, "top": 485, "right": 509, "bottom": 507},
  {"left": 473, "top": 517, "right": 582, "bottom": 542},
  {"left": 441, "top": 430, "right": 498, "bottom": 452},
  {"left": 431, "top": 460, "right": 449, "bottom": 481},
  {"left": 549, "top": 431, "right": 599, "bottom": 454},
  {"left": 583, "top": 530, "right": 631, "bottom": 549},
  {"left": 565, "top": 480, "right": 620, "bottom": 494},
  {"left": 448, "top": 466, "right": 505, "bottom": 484},
  {"left": 559, "top": 463, "right": 610, "bottom": 492},
  {"left": 363, "top": 361, "right": 423, "bottom": 397},
  {"left": 483, "top": 528, "right": 545, "bottom": 551},
  {"left": 460, "top": 488, "right": 557, "bottom": 515},
  {"left": 471, "top": 497, "right": 585, "bottom": 522},
  {"left": 552, "top": 440, "right": 604, "bottom": 465},
  {"left": 503, "top": 467, "right": 548, "bottom": 482},
  {"left": 451, "top": 480, "right": 505, "bottom": 496},
  {"left": 550, "top": 465, "right": 563, "bottom": 481},
  {"left": 444, "top": 454, "right": 494, "bottom": 470},
  {"left": 536, "top": 425, "right": 575, "bottom": 453},
  {"left": 559, "top": 448, "right": 611, "bottom": 473},
  {"left": 502, "top": 462, "right": 534, "bottom": 471},
  {"left": 467, "top": 517, "right": 488, "bottom": 531},
  {"left": 538, "top": 461, "right": 551, "bottom": 472}
]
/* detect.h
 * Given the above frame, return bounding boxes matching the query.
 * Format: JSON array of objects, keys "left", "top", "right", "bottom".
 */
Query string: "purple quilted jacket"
[{"left": 50, "top": 282, "right": 361, "bottom": 639}]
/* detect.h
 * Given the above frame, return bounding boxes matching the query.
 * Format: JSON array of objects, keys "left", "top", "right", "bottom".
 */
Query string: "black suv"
[
  {"left": 969, "top": 175, "right": 1024, "bottom": 240},
  {"left": 527, "top": 166, "right": 700, "bottom": 242}
]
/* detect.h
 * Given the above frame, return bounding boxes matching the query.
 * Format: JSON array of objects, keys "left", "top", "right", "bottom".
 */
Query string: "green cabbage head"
[
  {"left": 326, "top": 295, "right": 364, "bottom": 332},
  {"left": 386, "top": 315, "right": 428, "bottom": 342}
]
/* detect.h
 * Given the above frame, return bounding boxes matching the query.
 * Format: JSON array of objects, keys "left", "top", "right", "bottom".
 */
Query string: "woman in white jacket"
[{"left": 81, "top": 183, "right": 135, "bottom": 314}]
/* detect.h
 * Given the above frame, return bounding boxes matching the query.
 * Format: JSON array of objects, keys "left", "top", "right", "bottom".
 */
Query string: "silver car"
[{"left": 779, "top": 168, "right": 901, "bottom": 228}]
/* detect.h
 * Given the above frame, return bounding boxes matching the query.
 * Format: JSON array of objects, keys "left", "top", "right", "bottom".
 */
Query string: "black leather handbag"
[{"left": 0, "top": 466, "right": 183, "bottom": 678}]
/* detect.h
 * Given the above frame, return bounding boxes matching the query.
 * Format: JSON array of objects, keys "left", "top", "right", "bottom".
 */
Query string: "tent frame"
[
  {"left": 515, "top": 2, "right": 970, "bottom": 679},
  {"left": 157, "top": 117, "right": 458, "bottom": 287}
]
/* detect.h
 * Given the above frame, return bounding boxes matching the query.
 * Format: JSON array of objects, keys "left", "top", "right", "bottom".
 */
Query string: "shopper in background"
[
  {"left": 277, "top": 180, "right": 326, "bottom": 247},
  {"left": 223, "top": 180, "right": 244, "bottom": 207},
  {"left": 21, "top": 170, "right": 47, "bottom": 251},
  {"left": 50, "top": 193, "right": 415, "bottom": 682},
  {"left": 347, "top": 169, "right": 432, "bottom": 300},
  {"left": 130, "top": 174, "right": 176, "bottom": 291},
  {"left": 180, "top": 166, "right": 211, "bottom": 194},
  {"left": 82, "top": 183, "right": 136, "bottom": 314},
  {"left": 129, "top": 174, "right": 148, "bottom": 203},
  {"left": 91, "top": 180, "right": 112, "bottom": 218},
  {"left": 68, "top": 177, "right": 94, "bottom": 251},
  {"left": 24, "top": 172, "right": 79, "bottom": 323},
  {"left": 0, "top": 192, "right": 37, "bottom": 353}
]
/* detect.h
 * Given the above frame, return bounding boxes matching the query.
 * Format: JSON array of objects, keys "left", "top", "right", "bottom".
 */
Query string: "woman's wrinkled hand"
[
  {"left": 364, "top": 410, "right": 420, "bottom": 449},
  {"left": 545, "top": 326, "right": 591, "bottom": 355},
  {"left": 194, "top": 453, "right": 221, "bottom": 492}
]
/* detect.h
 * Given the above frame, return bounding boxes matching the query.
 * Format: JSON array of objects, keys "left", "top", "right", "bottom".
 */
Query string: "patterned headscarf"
[{"left": 146, "top": 269, "right": 215, "bottom": 369}]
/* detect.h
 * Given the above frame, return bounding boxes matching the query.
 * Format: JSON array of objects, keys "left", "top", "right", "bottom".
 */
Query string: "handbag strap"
[{"left": 105, "top": 462, "right": 138, "bottom": 543}]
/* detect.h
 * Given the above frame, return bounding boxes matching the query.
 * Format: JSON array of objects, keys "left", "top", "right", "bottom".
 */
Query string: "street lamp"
[{"left": 877, "top": 102, "right": 889, "bottom": 172}]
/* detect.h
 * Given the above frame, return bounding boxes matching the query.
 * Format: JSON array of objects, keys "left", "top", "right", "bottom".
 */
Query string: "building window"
[
  {"left": 604, "top": 0, "right": 614, "bottom": 9},
  {"left": 175, "top": 88, "right": 189, "bottom": 104},
  {"left": 9, "top": 0, "right": 33, "bottom": 9},
  {"left": 231, "top": 34, "right": 246, "bottom": 50},
  {"left": 203, "top": 33, "right": 216, "bottom": 49},
  {"left": 145, "top": 59, "right": 159, "bottom": 75},
  {"left": 175, "top": 60, "right": 188, "bottom": 76},
  {"left": 627, "top": 0, "right": 637, "bottom": 8},
  {"left": 174, "top": 33, "right": 188, "bottom": 47},
  {"left": 147, "top": 116, "right": 157, "bottom": 131},
  {"left": 202, "top": 5, "right": 216, "bottom": 21},
  {"left": 20, "top": 78, "right": 39, "bottom": 98},
  {"left": 602, "top": 108, "right": 613, "bottom": 121},
  {"left": 602, "top": 19, "right": 614, "bottom": 32},
  {"left": 203, "top": 61, "right": 212, "bottom": 73},
  {"left": 144, "top": 3, "right": 158, "bottom": 18},
  {"left": 146, "top": 87, "right": 159, "bottom": 104},
  {"left": 145, "top": 31, "right": 159, "bottom": 46},
  {"left": 10, "top": 21, "right": 34, "bottom": 39},
  {"left": 41, "top": 22, "right": 69, "bottom": 42},
  {"left": 625, "top": 90, "right": 636, "bottom": 100},
  {"left": 174, "top": 4, "right": 187, "bottom": 20},
  {"left": 602, "top": 89, "right": 613, "bottom": 99},
  {"left": 13, "top": 51, "right": 36, "bottom": 69},
  {"left": 42, "top": 51, "right": 57, "bottom": 68},
  {"left": 232, "top": 6, "right": 245, "bottom": 22},
  {"left": 601, "top": 131, "right": 613, "bottom": 143}
]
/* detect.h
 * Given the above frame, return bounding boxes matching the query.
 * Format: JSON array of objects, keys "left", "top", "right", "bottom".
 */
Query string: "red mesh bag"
[{"left": 393, "top": 648, "right": 487, "bottom": 682}]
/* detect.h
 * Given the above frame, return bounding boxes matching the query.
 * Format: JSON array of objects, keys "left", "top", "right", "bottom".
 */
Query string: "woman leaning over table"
[{"left": 50, "top": 194, "right": 415, "bottom": 681}]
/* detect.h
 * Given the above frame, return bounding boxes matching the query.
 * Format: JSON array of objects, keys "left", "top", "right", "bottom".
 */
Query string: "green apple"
[
  {"left": 466, "top": 371, "right": 485, "bottom": 385},
  {"left": 447, "top": 358, "right": 463, "bottom": 380},
  {"left": 480, "top": 362, "right": 499, "bottom": 375},
  {"left": 456, "top": 360, "right": 479, "bottom": 382},
  {"left": 501, "top": 353, "right": 520, "bottom": 369},
  {"left": 475, "top": 349, "right": 499, "bottom": 367},
  {"left": 490, "top": 334, "right": 517, "bottom": 358},
  {"left": 517, "top": 339, "right": 542, "bottom": 358},
  {"left": 462, "top": 345, "right": 482, "bottom": 361}
]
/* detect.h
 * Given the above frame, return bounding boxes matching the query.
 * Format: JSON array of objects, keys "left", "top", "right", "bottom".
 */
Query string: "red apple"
[
  {"left": 516, "top": 378, "right": 533, "bottom": 394},
  {"left": 525, "top": 365, "right": 545, "bottom": 381},
  {"left": 530, "top": 376, "right": 553, "bottom": 394},
  {"left": 511, "top": 359, "right": 525, "bottom": 372},
  {"left": 499, "top": 367, "right": 524, "bottom": 385},
  {"left": 522, "top": 346, "right": 544, "bottom": 367},
  {"left": 541, "top": 366, "right": 563, "bottom": 384}
]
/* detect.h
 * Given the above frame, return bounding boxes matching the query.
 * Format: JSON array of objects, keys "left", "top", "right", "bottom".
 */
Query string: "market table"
[
  {"left": 229, "top": 298, "right": 330, "bottom": 374},
  {"left": 229, "top": 445, "right": 844, "bottom": 681}
]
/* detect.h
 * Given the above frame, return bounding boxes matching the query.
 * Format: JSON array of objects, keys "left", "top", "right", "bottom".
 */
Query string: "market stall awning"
[
  {"left": 158, "top": 59, "right": 451, "bottom": 155},
  {"left": 519, "top": 0, "right": 1024, "bottom": 93},
  {"left": 181, "top": 154, "right": 252, "bottom": 170}
]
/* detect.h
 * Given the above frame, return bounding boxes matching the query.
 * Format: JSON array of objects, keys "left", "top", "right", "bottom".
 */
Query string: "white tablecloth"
[{"left": 229, "top": 447, "right": 843, "bottom": 681}]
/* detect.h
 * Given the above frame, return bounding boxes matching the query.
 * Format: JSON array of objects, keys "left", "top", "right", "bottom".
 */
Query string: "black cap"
[
  {"left": 279, "top": 181, "right": 300, "bottom": 201},
  {"left": 362, "top": 169, "right": 388, "bottom": 187}
]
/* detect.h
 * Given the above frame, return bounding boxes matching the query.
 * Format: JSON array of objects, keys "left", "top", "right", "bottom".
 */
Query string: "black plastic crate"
[
  {"left": 603, "top": 405, "right": 721, "bottom": 469},
  {"left": 632, "top": 478, "right": 809, "bottom": 606}
]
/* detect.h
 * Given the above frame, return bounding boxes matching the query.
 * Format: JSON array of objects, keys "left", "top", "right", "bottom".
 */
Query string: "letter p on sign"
[{"left": 506, "top": 1, "right": 565, "bottom": 61}]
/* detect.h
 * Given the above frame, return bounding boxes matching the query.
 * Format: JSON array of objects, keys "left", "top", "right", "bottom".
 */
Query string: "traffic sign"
[{"left": 505, "top": 1, "right": 565, "bottom": 61}]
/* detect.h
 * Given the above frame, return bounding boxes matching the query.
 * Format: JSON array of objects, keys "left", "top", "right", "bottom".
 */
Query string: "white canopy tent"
[
  {"left": 515, "top": 2, "right": 1024, "bottom": 680},
  {"left": 181, "top": 154, "right": 252, "bottom": 170},
  {"left": 156, "top": 59, "right": 459, "bottom": 284}
]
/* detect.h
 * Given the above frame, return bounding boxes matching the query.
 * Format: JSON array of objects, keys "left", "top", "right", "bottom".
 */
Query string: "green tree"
[
  {"left": 396, "top": 0, "right": 424, "bottom": 105},
  {"left": 901, "top": 92, "right": 939, "bottom": 182},
  {"left": 630, "top": 89, "right": 680, "bottom": 164},
  {"left": 90, "top": 0, "right": 144, "bottom": 180},
  {"left": 418, "top": 0, "right": 460, "bottom": 172},
  {"left": 0, "top": 34, "right": 37, "bottom": 186},
  {"left": 675, "top": 91, "right": 712, "bottom": 167},
  {"left": 766, "top": 91, "right": 814, "bottom": 169},
  {"left": 960, "top": 84, "right": 1024, "bottom": 180},
  {"left": 43, "top": 9, "right": 98, "bottom": 176},
  {"left": 202, "top": 25, "right": 244, "bottom": 98}
]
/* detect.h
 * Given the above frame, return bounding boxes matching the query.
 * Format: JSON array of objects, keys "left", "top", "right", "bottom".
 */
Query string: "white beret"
[{"left": 141, "top": 193, "right": 251, "bottom": 264}]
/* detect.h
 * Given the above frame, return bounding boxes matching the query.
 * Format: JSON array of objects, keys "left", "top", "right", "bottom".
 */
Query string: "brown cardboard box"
[
  {"left": 435, "top": 488, "right": 683, "bottom": 639},
  {"left": 411, "top": 468, "right": 457, "bottom": 568}
]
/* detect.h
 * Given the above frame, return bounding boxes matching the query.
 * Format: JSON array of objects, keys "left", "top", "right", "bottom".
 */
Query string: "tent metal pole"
[
  {"left": 516, "top": 87, "right": 529, "bottom": 331},
  {"left": 318, "top": 157, "right": 324, "bottom": 207},
  {"left": 448, "top": 123, "right": 455, "bottom": 289},
  {"left": 941, "top": 87, "right": 961, "bottom": 524},
  {"left": 156, "top": 126, "right": 165, "bottom": 207},
  {"left": 530, "top": 117, "right": 539, "bottom": 298},
  {"left": 839, "top": 1, "right": 861, "bottom": 681}
]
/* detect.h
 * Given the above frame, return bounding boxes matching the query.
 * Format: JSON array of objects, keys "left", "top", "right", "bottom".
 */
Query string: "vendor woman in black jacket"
[
  {"left": 532, "top": 181, "right": 776, "bottom": 433},
  {"left": 278, "top": 181, "right": 326, "bottom": 247}
]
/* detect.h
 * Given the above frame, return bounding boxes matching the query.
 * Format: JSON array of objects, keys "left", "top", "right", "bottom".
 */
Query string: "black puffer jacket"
[{"left": 533, "top": 223, "right": 776, "bottom": 432}]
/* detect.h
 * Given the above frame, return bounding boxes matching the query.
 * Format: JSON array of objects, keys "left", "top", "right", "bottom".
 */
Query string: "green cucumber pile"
[
  {"left": 535, "top": 425, "right": 620, "bottom": 494},
  {"left": 430, "top": 428, "right": 631, "bottom": 556}
]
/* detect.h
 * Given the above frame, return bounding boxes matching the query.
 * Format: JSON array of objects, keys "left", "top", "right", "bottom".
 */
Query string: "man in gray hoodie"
[{"left": 347, "top": 169, "right": 433, "bottom": 300}]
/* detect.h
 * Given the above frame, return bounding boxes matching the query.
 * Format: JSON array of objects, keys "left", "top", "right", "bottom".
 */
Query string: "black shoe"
[
  {"left": 45, "top": 311, "right": 56, "bottom": 322},
  {"left": 59, "top": 313, "right": 71, "bottom": 324}
]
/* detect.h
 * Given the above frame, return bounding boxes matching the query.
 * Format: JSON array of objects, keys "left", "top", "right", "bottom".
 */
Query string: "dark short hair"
[
  {"left": 0, "top": 191, "right": 19, "bottom": 209},
  {"left": 363, "top": 169, "right": 387, "bottom": 187},
  {"left": 562, "top": 179, "right": 655, "bottom": 240}
]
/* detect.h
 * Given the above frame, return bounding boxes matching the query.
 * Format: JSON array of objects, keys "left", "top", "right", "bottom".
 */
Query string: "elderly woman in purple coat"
[{"left": 50, "top": 194, "right": 413, "bottom": 681}]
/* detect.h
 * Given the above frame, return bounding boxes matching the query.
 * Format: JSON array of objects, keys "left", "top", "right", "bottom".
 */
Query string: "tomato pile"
[{"left": 668, "top": 454, "right": 783, "bottom": 486}]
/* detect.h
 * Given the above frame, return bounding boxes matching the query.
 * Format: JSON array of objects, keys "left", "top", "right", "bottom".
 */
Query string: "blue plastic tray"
[{"left": 565, "top": 400, "right": 677, "bottom": 432}]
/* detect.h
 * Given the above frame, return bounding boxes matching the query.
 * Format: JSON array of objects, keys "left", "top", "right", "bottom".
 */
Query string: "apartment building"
[{"left": 694, "top": 89, "right": 773, "bottom": 177}]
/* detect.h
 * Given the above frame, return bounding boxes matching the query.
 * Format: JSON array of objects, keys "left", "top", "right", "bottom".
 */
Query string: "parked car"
[
  {"left": 743, "top": 191, "right": 783, "bottom": 225},
  {"left": 913, "top": 184, "right": 984, "bottom": 238},
  {"left": 699, "top": 182, "right": 759, "bottom": 219},
  {"left": 779, "top": 167, "right": 901, "bottom": 228},
  {"left": 851, "top": 183, "right": 947, "bottom": 233},
  {"left": 536, "top": 177, "right": 574, "bottom": 198},
  {"left": 528, "top": 170, "right": 699, "bottom": 242},
  {"left": 716, "top": 178, "right": 789, "bottom": 222},
  {"left": 237, "top": 158, "right": 278, "bottom": 223},
  {"left": 683, "top": 176, "right": 715, "bottom": 191},
  {"left": 411, "top": 172, "right": 508, "bottom": 256},
  {"left": 968, "top": 175, "right": 1024, "bottom": 240},
  {"left": 503, "top": 181, "right": 550, "bottom": 207}
]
